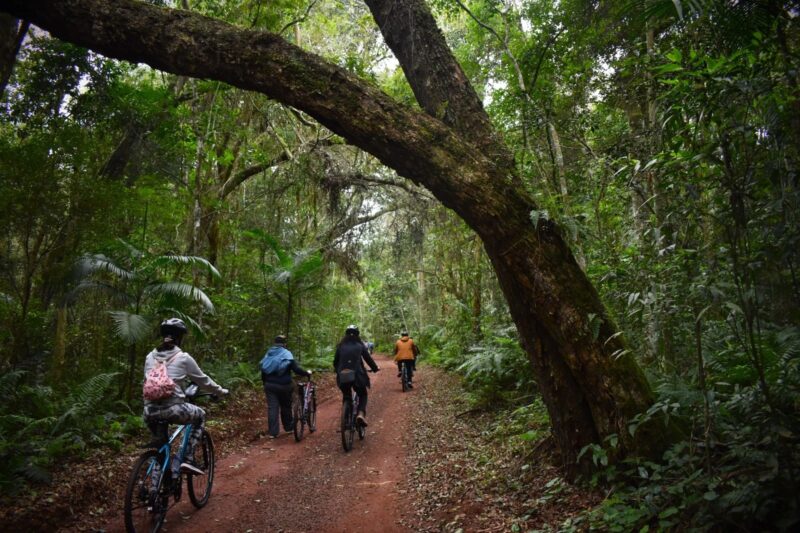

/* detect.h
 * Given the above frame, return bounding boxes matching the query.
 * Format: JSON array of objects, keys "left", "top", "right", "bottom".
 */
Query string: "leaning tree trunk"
[{"left": 0, "top": 0, "right": 676, "bottom": 472}]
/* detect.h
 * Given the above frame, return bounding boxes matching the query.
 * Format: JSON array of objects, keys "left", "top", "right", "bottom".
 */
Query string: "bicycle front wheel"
[
  {"left": 308, "top": 393, "right": 317, "bottom": 433},
  {"left": 187, "top": 430, "right": 215, "bottom": 508},
  {"left": 341, "top": 401, "right": 354, "bottom": 452},
  {"left": 293, "top": 390, "right": 305, "bottom": 442},
  {"left": 124, "top": 450, "right": 168, "bottom": 533}
]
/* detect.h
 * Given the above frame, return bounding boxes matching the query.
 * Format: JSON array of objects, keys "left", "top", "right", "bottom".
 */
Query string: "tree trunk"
[
  {"left": 1, "top": 0, "right": 676, "bottom": 471},
  {"left": 0, "top": 13, "right": 27, "bottom": 97}
]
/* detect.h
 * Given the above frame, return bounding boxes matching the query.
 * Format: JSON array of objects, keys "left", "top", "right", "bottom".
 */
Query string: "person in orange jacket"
[{"left": 393, "top": 331, "right": 419, "bottom": 387}]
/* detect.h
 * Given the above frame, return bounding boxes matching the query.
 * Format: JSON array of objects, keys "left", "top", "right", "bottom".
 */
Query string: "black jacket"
[{"left": 334, "top": 338, "right": 378, "bottom": 388}]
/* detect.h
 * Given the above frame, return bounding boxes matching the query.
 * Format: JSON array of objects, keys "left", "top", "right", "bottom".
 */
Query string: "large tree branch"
[
  {"left": 364, "top": 0, "right": 509, "bottom": 169},
  {"left": 0, "top": 0, "right": 495, "bottom": 195}
]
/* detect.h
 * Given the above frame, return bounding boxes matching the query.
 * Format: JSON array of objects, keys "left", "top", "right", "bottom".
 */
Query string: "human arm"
[
  {"left": 361, "top": 346, "right": 379, "bottom": 372},
  {"left": 289, "top": 359, "right": 311, "bottom": 376},
  {"left": 182, "top": 354, "right": 227, "bottom": 395}
]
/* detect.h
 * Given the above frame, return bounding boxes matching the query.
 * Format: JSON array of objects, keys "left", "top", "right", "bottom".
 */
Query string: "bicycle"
[
  {"left": 399, "top": 360, "right": 412, "bottom": 392},
  {"left": 340, "top": 370, "right": 377, "bottom": 452},
  {"left": 293, "top": 375, "right": 317, "bottom": 442},
  {"left": 341, "top": 386, "right": 366, "bottom": 452},
  {"left": 124, "top": 387, "right": 216, "bottom": 533}
]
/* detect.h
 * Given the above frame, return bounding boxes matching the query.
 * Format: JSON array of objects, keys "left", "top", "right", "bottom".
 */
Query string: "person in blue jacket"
[{"left": 260, "top": 335, "right": 311, "bottom": 439}]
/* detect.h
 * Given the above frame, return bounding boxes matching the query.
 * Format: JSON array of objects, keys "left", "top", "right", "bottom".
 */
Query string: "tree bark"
[
  {"left": 0, "top": 13, "right": 27, "bottom": 97},
  {"left": 0, "top": 0, "right": 674, "bottom": 471}
]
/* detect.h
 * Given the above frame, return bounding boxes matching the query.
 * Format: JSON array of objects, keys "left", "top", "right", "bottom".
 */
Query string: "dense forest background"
[{"left": 1, "top": 0, "right": 799, "bottom": 530}]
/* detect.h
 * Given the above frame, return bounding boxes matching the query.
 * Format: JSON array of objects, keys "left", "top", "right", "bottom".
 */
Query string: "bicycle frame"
[{"left": 150, "top": 422, "right": 193, "bottom": 490}]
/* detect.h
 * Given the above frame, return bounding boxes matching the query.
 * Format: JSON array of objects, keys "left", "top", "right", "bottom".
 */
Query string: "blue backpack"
[{"left": 260, "top": 346, "right": 293, "bottom": 375}]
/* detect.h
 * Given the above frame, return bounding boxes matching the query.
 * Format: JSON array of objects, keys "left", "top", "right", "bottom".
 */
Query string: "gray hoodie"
[{"left": 143, "top": 346, "right": 225, "bottom": 406}]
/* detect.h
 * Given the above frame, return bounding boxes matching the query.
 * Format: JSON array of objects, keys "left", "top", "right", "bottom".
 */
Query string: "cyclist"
[
  {"left": 260, "top": 335, "right": 312, "bottom": 439},
  {"left": 394, "top": 330, "right": 419, "bottom": 387},
  {"left": 143, "top": 318, "right": 228, "bottom": 472},
  {"left": 334, "top": 325, "right": 379, "bottom": 426}
]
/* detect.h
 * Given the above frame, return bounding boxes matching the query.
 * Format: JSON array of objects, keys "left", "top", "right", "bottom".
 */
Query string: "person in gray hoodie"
[{"left": 143, "top": 318, "right": 228, "bottom": 470}]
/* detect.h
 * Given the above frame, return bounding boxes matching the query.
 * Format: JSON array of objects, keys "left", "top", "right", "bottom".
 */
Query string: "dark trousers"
[
  {"left": 263, "top": 382, "right": 293, "bottom": 437},
  {"left": 339, "top": 383, "right": 368, "bottom": 415},
  {"left": 397, "top": 359, "right": 415, "bottom": 380}
]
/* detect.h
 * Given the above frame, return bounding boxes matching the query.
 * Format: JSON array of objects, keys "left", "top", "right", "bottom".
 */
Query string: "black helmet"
[
  {"left": 160, "top": 318, "right": 188, "bottom": 338},
  {"left": 345, "top": 324, "right": 359, "bottom": 336},
  {"left": 400, "top": 331, "right": 409, "bottom": 336},
  {"left": 274, "top": 334, "right": 287, "bottom": 345}
]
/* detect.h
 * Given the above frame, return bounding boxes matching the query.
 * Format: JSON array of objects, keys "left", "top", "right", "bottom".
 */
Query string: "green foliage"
[{"left": 0, "top": 371, "right": 137, "bottom": 494}]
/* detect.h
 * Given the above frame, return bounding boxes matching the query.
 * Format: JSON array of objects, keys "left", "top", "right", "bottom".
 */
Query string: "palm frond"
[
  {"left": 76, "top": 254, "right": 134, "bottom": 281},
  {"left": 108, "top": 311, "right": 151, "bottom": 345},
  {"left": 0, "top": 370, "right": 25, "bottom": 402},
  {"left": 66, "top": 280, "right": 132, "bottom": 306},
  {"left": 116, "top": 238, "right": 144, "bottom": 259},
  {"left": 67, "top": 372, "right": 119, "bottom": 407},
  {"left": 154, "top": 254, "right": 222, "bottom": 280},
  {"left": 293, "top": 251, "right": 324, "bottom": 278},
  {"left": 244, "top": 229, "right": 292, "bottom": 268},
  {"left": 146, "top": 282, "right": 215, "bottom": 312}
]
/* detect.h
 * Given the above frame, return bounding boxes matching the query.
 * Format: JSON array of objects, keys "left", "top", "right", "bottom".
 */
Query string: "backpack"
[
  {"left": 336, "top": 343, "right": 360, "bottom": 385},
  {"left": 143, "top": 354, "right": 178, "bottom": 401},
  {"left": 260, "top": 349, "right": 292, "bottom": 375}
]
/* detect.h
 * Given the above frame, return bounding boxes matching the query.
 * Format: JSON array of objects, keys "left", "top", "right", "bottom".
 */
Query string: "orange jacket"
[{"left": 394, "top": 336, "right": 419, "bottom": 361}]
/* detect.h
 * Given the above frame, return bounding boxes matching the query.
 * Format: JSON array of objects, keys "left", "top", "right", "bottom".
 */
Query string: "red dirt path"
[{"left": 106, "top": 354, "right": 413, "bottom": 532}]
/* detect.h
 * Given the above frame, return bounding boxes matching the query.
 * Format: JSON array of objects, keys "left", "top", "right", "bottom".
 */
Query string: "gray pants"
[{"left": 143, "top": 402, "right": 206, "bottom": 446}]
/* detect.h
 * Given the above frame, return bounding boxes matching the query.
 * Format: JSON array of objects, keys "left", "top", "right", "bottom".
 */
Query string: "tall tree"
[{"left": 0, "top": 0, "right": 672, "bottom": 471}]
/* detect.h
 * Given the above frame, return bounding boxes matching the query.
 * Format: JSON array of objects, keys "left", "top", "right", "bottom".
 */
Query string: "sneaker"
[
  {"left": 268, "top": 435, "right": 277, "bottom": 439},
  {"left": 356, "top": 413, "right": 368, "bottom": 427},
  {"left": 408, "top": 382, "right": 414, "bottom": 388},
  {"left": 180, "top": 462, "right": 205, "bottom": 476}
]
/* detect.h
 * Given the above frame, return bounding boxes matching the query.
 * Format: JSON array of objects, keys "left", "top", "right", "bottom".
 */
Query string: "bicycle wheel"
[
  {"left": 124, "top": 450, "right": 168, "bottom": 533},
  {"left": 187, "top": 430, "right": 215, "bottom": 508},
  {"left": 401, "top": 364, "right": 409, "bottom": 393},
  {"left": 341, "top": 400, "right": 354, "bottom": 452},
  {"left": 293, "top": 388, "right": 305, "bottom": 442},
  {"left": 308, "top": 392, "right": 317, "bottom": 433}
]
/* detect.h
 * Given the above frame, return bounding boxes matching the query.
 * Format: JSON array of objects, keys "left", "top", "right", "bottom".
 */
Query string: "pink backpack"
[{"left": 143, "top": 354, "right": 179, "bottom": 401}]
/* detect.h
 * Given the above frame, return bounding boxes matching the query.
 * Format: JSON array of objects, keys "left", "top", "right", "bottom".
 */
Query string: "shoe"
[
  {"left": 397, "top": 372, "right": 402, "bottom": 377},
  {"left": 356, "top": 413, "right": 368, "bottom": 427},
  {"left": 268, "top": 435, "right": 277, "bottom": 439},
  {"left": 180, "top": 462, "right": 205, "bottom": 476},
  {"left": 408, "top": 382, "right": 413, "bottom": 388}
]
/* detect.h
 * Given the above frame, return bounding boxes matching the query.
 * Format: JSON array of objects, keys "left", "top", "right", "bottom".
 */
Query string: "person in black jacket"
[
  {"left": 260, "top": 335, "right": 311, "bottom": 439},
  {"left": 334, "top": 325, "right": 379, "bottom": 426}
]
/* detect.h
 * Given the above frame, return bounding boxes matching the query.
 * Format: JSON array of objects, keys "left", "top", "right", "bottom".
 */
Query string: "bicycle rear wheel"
[
  {"left": 341, "top": 400, "right": 354, "bottom": 452},
  {"left": 124, "top": 450, "right": 168, "bottom": 533},
  {"left": 187, "top": 430, "right": 215, "bottom": 508},
  {"left": 401, "top": 364, "right": 409, "bottom": 393},
  {"left": 293, "top": 388, "right": 305, "bottom": 442},
  {"left": 308, "top": 392, "right": 317, "bottom": 433}
]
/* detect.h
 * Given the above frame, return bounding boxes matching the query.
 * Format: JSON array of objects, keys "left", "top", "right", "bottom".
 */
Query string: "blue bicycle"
[{"left": 124, "top": 388, "right": 216, "bottom": 533}]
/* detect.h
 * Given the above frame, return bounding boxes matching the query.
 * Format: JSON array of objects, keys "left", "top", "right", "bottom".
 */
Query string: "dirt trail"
[{"left": 107, "top": 354, "right": 413, "bottom": 532}]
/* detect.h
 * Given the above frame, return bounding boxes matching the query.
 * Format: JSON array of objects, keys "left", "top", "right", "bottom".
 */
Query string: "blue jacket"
[{"left": 261, "top": 345, "right": 309, "bottom": 385}]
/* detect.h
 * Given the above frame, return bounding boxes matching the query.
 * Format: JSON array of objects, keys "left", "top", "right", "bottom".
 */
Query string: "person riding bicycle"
[
  {"left": 143, "top": 318, "right": 228, "bottom": 473},
  {"left": 260, "top": 334, "right": 312, "bottom": 439},
  {"left": 394, "top": 330, "right": 419, "bottom": 387},
  {"left": 334, "top": 325, "right": 379, "bottom": 426}
]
